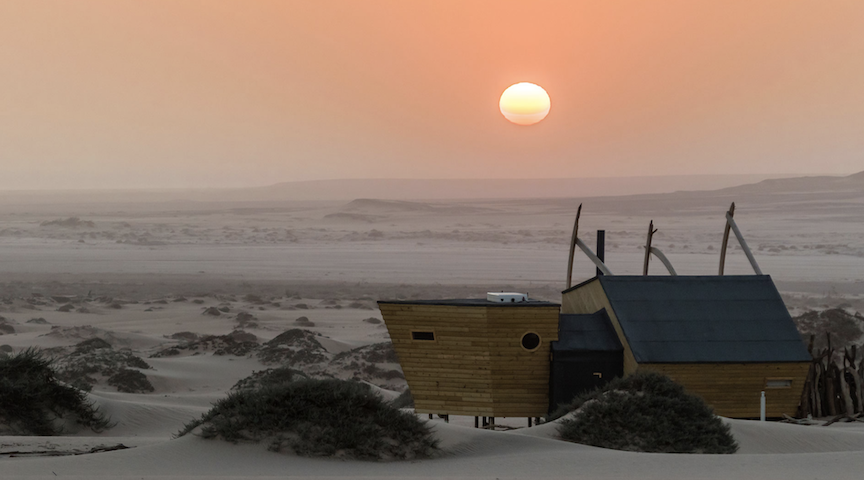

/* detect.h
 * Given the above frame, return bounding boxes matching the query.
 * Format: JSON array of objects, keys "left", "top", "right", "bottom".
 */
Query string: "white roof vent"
[{"left": 487, "top": 292, "right": 528, "bottom": 303}]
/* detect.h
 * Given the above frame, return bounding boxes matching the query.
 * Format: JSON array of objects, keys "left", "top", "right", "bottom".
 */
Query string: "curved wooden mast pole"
[
  {"left": 566, "top": 204, "right": 582, "bottom": 289},
  {"left": 718, "top": 202, "right": 735, "bottom": 275}
]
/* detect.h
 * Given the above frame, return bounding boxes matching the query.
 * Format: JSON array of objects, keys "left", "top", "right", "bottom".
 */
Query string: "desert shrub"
[
  {"left": 553, "top": 372, "right": 737, "bottom": 454},
  {"left": 0, "top": 348, "right": 111, "bottom": 435},
  {"left": 794, "top": 309, "right": 864, "bottom": 350},
  {"left": 257, "top": 329, "right": 330, "bottom": 365},
  {"left": 151, "top": 331, "right": 258, "bottom": 358},
  {"left": 231, "top": 367, "right": 306, "bottom": 391},
  {"left": 178, "top": 379, "right": 437, "bottom": 460},
  {"left": 324, "top": 342, "right": 404, "bottom": 388},
  {"left": 53, "top": 339, "right": 153, "bottom": 393},
  {"left": 294, "top": 316, "right": 315, "bottom": 327},
  {"left": 107, "top": 368, "right": 155, "bottom": 393}
]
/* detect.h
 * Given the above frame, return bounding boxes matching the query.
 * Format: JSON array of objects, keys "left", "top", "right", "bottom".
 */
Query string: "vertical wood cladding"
[{"left": 379, "top": 302, "right": 559, "bottom": 417}]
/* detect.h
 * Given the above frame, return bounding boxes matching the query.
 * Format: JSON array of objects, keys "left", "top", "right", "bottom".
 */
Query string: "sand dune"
[
  {"left": 2, "top": 175, "right": 864, "bottom": 478},
  {"left": 3, "top": 415, "right": 864, "bottom": 479}
]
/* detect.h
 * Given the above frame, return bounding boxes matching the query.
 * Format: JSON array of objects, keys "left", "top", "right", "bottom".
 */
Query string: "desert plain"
[{"left": 1, "top": 174, "right": 864, "bottom": 479}]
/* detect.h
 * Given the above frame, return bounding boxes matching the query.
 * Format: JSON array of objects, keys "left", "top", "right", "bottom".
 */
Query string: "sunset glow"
[
  {"left": 499, "top": 83, "right": 551, "bottom": 126},
  {"left": 1, "top": 2, "right": 863, "bottom": 189}
]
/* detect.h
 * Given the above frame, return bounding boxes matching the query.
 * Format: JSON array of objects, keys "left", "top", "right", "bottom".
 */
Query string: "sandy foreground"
[{"left": 2, "top": 188, "right": 864, "bottom": 479}]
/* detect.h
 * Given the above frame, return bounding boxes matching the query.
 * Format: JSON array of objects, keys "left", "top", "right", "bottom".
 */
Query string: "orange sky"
[{"left": 2, "top": 0, "right": 863, "bottom": 189}]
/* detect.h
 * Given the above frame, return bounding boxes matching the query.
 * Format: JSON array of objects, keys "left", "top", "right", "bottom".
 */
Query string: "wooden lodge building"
[
  {"left": 377, "top": 295, "right": 560, "bottom": 419},
  {"left": 559, "top": 275, "right": 811, "bottom": 418},
  {"left": 379, "top": 204, "right": 811, "bottom": 420},
  {"left": 379, "top": 275, "right": 811, "bottom": 420}
]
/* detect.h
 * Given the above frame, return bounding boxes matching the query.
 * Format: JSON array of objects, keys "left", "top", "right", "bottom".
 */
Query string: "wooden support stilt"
[
  {"left": 443, "top": 414, "right": 449, "bottom": 423},
  {"left": 428, "top": 414, "right": 433, "bottom": 420},
  {"left": 528, "top": 417, "right": 533, "bottom": 427},
  {"left": 475, "top": 416, "right": 479, "bottom": 428},
  {"left": 566, "top": 204, "right": 582, "bottom": 289}
]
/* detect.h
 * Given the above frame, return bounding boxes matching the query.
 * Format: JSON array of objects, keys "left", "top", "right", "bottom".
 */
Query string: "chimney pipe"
[{"left": 596, "top": 230, "right": 606, "bottom": 276}]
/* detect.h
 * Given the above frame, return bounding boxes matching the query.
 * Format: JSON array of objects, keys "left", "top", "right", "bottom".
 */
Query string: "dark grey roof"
[
  {"left": 377, "top": 299, "right": 559, "bottom": 307},
  {"left": 596, "top": 275, "right": 810, "bottom": 363},
  {"left": 553, "top": 310, "right": 623, "bottom": 352}
]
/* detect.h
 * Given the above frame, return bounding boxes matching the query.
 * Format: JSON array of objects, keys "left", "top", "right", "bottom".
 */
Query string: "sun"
[{"left": 499, "top": 82, "right": 551, "bottom": 126}]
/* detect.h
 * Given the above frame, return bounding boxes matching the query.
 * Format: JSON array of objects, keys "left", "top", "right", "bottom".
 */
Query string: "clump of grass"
[
  {"left": 230, "top": 366, "right": 306, "bottom": 391},
  {"left": 178, "top": 379, "right": 438, "bottom": 460},
  {"left": 0, "top": 348, "right": 111, "bottom": 435},
  {"left": 552, "top": 372, "right": 737, "bottom": 454}
]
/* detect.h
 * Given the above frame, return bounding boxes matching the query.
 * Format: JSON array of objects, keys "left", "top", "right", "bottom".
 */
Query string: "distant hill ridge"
[
  {"left": 717, "top": 170, "right": 864, "bottom": 195},
  {"left": 0, "top": 172, "right": 859, "bottom": 205}
]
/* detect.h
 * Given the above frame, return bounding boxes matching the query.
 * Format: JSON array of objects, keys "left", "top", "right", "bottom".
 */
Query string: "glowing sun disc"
[{"left": 499, "top": 82, "right": 550, "bottom": 125}]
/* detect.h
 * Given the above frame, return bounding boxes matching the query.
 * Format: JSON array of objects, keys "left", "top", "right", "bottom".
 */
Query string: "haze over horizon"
[{"left": 3, "top": 1, "right": 863, "bottom": 190}]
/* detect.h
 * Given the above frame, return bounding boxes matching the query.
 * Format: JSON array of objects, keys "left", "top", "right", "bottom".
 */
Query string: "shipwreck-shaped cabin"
[
  {"left": 561, "top": 275, "right": 811, "bottom": 418},
  {"left": 378, "top": 295, "right": 560, "bottom": 418}
]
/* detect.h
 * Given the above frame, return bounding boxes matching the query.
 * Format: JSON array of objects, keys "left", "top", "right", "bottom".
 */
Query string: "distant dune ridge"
[
  {"left": 0, "top": 172, "right": 844, "bottom": 205},
  {"left": 715, "top": 170, "right": 864, "bottom": 195}
]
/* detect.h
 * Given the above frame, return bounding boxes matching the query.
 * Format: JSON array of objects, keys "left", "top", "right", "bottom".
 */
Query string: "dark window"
[
  {"left": 412, "top": 331, "right": 435, "bottom": 341},
  {"left": 765, "top": 378, "right": 792, "bottom": 389},
  {"left": 521, "top": 332, "right": 540, "bottom": 350}
]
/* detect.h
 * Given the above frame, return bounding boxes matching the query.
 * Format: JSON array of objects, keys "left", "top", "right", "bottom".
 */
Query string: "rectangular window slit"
[
  {"left": 412, "top": 331, "right": 435, "bottom": 341},
  {"left": 765, "top": 378, "right": 792, "bottom": 389}
]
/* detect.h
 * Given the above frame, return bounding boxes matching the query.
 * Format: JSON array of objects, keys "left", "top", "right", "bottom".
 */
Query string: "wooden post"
[
  {"left": 475, "top": 416, "right": 479, "bottom": 428},
  {"left": 528, "top": 417, "right": 533, "bottom": 427},
  {"left": 719, "top": 203, "right": 735, "bottom": 275},
  {"left": 428, "top": 414, "right": 433, "bottom": 420},
  {"left": 643, "top": 220, "right": 656, "bottom": 275},
  {"left": 825, "top": 333, "right": 838, "bottom": 416},
  {"left": 814, "top": 360, "right": 823, "bottom": 417},
  {"left": 844, "top": 347, "right": 863, "bottom": 414},
  {"left": 566, "top": 204, "right": 582, "bottom": 289}
]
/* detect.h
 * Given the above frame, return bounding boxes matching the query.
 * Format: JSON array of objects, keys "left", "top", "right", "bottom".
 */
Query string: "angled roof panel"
[
  {"left": 597, "top": 275, "right": 810, "bottom": 363},
  {"left": 553, "top": 310, "right": 623, "bottom": 352}
]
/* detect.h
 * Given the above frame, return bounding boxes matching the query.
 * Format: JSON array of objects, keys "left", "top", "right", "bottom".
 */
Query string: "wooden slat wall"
[
  {"left": 487, "top": 306, "right": 559, "bottom": 417},
  {"left": 561, "top": 280, "right": 639, "bottom": 374},
  {"left": 379, "top": 303, "right": 559, "bottom": 417},
  {"left": 640, "top": 362, "right": 810, "bottom": 418}
]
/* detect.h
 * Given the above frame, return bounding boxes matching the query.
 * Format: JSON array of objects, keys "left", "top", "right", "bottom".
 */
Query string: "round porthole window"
[{"left": 521, "top": 332, "right": 541, "bottom": 351}]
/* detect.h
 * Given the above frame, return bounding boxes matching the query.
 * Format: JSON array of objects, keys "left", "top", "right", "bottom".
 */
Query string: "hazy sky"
[{"left": 2, "top": 1, "right": 863, "bottom": 189}]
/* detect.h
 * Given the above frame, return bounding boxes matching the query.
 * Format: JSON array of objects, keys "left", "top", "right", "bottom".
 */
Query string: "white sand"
[{"left": 2, "top": 185, "right": 864, "bottom": 478}]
